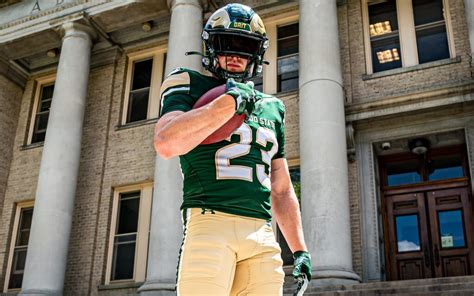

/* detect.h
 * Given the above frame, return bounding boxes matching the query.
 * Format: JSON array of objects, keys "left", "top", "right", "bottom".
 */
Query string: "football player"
[{"left": 154, "top": 3, "right": 311, "bottom": 295}]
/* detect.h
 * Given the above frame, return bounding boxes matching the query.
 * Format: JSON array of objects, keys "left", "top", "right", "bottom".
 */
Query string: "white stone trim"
[
  {"left": 346, "top": 83, "right": 474, "bottom": 122},
  {"left": 121, "top": 46, "right": 167, "bottom": 125},
  {"left": 262, "top": 11, "right": 299, "bottom": 95},
  {"left": 465, "top": 125, "right": 474, "bottom": 194},
  {"left": 105, "top": 182, "right": 153, "bottom": 285},
  {"left": 361, "top": 0, "right": 373, "bottom": 76},
  {"left": 26, "top": 74, "right": 56, "bottom": 145},
  {"left": 3, "top": 200, "right": 34, "bottom": 293},
  {"left": 356, "top": 141, "right": 381, "bottom": 281},
  {"left": 444, "top": 0, "right": 457, "bottom": 57},
  {"left": 0, "top": 1, "right": 134, "bottom": 43}
]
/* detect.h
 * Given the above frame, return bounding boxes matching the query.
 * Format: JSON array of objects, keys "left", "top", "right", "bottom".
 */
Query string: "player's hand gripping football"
[
  {"left": 225, "top": 78, "right": 257, "bottom": 116},
  {"left": 292, "top": 251, "right": 312, "bottom": 296}
]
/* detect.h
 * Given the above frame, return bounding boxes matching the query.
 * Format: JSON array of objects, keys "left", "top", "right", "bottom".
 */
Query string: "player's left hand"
[
  {"left": 226, "top": 79, "right": 257, "bottom": 116},
  {"left": 292, "top": 251, "right": 312, "bottom": 280}
]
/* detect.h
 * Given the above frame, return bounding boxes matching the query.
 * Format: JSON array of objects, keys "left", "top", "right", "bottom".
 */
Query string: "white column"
[
  {"left": 20, "top": 22, "right": 95, "bottom": 295},
  {"left": 299, "top": 0, "right": 360, "bottom": 286},
  {"left": 139, "top": 0, "right": 202, "bottom": 295},
  {"left": 465, "top": 0, "right": 474, "bottom": 56}
]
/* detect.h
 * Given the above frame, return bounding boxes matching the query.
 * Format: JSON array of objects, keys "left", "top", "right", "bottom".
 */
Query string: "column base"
[
  {"left": 138, "top": 280, "right": 176, "bottom": 296},
  {"left": 19, "top": 289, "right": 62, "bottom": 296},
  {"left": 310, "top": 266, "right": 361, "bottom": 288}
]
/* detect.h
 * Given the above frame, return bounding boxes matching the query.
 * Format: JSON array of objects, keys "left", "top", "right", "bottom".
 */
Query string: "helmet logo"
[
  {"left": 250, "top": 15, "right": 266, "bottom": 35},
  {"left": 231, "top": 22, "right": 250, "bottom": 30},
  {"left": 209, "top": 9, "right": 231, "bottom": 29}
]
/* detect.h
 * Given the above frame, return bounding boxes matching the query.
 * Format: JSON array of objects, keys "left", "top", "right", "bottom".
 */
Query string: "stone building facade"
[{"left": 1, "top": 0, "right": 474, "bottom": 295}]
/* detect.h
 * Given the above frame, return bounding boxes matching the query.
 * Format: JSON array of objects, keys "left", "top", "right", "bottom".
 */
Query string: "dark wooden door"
[
  {"left": 380, "top": 145, "right": 474, "bottom": 280},
  {"left": 426, "top": 187, "right": 474, "bottom": 277},
  {"left": 386, "top": 193, "right": 432, "bottom": 280},
  {"left": 386, "top": 187, "right": 474, "bottom": 280}
]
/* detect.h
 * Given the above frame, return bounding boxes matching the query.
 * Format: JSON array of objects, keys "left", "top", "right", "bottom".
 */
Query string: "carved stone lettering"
[
  {"left": 30, "top": 0, "right": 65, "bottom": 15},
  {"left": 31, "top": 0, "right": 41, "bottom": 14}
]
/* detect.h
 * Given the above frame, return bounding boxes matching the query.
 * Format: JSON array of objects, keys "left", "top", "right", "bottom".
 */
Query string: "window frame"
[
  {"left": 105, "top": 183, "right": 153, "bottom": 285},
  {"left": 362, "top": 0, "right": 455, "bottom": 75},
  {"left": 262, "top": 11, "right": 299, "bottom": 95},
  {"left": 3, "top": 200, "right": 34, "bottom": 293},
  {"left": 276, "top": 22, "right": 300, "bottom": 93},
  {"left": 122, "top": 47, "right": 167, "bottom": 125},
  {"left": 27, "top": 75, "right": 56, "bottom": 145}
]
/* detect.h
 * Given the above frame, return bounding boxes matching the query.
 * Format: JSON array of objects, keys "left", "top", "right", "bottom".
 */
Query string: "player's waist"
[
  {"left": 182, "top": 207, "right": 272, "bottom": 224},
  {"left": 181, "top": 200, "right": 272, "bottom": 221}
]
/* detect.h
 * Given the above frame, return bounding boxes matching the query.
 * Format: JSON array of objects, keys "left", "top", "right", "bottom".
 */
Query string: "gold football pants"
[{"left": 176, "top": 208, "right": 285, "bottom": 296}]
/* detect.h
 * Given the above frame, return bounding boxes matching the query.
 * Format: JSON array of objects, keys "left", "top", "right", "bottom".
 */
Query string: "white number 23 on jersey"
[{"left": 215, "top": 123, "right": 278, "bottom": 190}]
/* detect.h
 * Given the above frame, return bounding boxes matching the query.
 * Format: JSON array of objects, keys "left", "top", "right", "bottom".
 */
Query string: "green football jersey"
[{"left": 160, "top": 68, "right": 285, "bottom": 220}]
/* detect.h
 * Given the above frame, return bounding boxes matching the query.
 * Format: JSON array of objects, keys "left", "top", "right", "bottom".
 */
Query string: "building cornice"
[
  {"left": 0, "top": 1, "right": 139, "bottom": 44},
  {"left": 0, "top": 55, "right": 27, "bottom": 88},
  {"left": 0, "top": 1, "right": 168, "bottom": 74},
  {"left": 345, "top": 81, "right": 474, "bottom": 122}
]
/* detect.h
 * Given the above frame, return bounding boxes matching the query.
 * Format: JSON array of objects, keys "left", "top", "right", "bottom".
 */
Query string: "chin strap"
[{"left": 185, "top": 51, "right": 205, "bottom": 57}]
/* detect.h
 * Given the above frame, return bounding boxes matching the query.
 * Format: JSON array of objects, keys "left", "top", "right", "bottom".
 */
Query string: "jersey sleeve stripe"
[{"left": 160, "top": 72, "right": 190, "bottom": 95}]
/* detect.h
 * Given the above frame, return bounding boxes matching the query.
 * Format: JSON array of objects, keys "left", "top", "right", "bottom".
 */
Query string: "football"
[{"left": 193, "top": 84, "right": 245, "bottom": 145}]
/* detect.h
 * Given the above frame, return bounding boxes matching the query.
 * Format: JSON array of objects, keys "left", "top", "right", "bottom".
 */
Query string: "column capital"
[
  {"left": 167, "top": 0, "right": 202, "bottom": 11},
  {"left": 57, "top": 21, "right": 98, "bottom": 44}
]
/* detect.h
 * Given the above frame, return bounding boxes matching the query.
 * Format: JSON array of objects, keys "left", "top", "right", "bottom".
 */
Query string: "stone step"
[
  {"left": 283, "top": 275, "right": 474, "bottom": 296},
  {"left": 294, "top": 290, "right": 474, "bottom": 296},
  {"left": 292, "top": 290, "right": 474, "bottom": 296},
  {"left": 285, "top": 289, "right": 474, "bottom": 296},
  {"left": 350, "top": 275, "right": 474, "bottom": 290}
]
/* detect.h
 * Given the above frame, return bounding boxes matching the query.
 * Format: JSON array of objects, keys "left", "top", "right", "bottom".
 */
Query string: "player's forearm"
[
  {"left": 155, "top": 94, "right": 235, "bottom": 158},
  {"left": 272, "top": 190, "right": 308, "bottom": 253}
]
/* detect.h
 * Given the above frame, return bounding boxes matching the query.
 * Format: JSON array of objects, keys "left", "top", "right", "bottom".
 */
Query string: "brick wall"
[
  {"left": 0, "top": 76, "right": 22, "bottom": 215},
  {"left": 0, "top": 51, "right": 157, "bottom": 293},
  {"left": 65, "top": 51, "right": 157, "bottom": 293},
  {"left": 0, "top": 77, "right": 42, "bottom": 289},
  {"left": 87, "top": 53, "right": 157, "bottom": 295},
  {"left": 348, "top": 160, "right": 363, "bottom": 277},
  {"left": 0, "top": 77, "right": 40, "bottom": 289},
  {"left": 338, "top": 2, "right": 363, "bottom": 277},
  {"left": 62, "top": 63, "right": 117, "bottom": 294},
  {"left": 280, "top": 93, "right": 299, "bottom": 160},
  {"left": 0, "top": 75, "right": 23, "bottom": 287}
]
